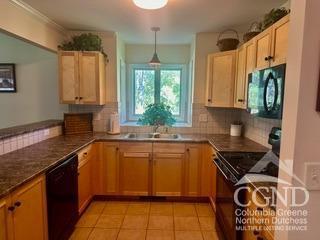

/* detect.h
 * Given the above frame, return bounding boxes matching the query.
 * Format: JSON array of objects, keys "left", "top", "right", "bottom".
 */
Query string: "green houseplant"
[
  {"left": 262, "top": 8, "right": 290, "bottom": 30},
  {"left": 58, "top": 33, "right": 108, "bottom": 61},
  {"left": 138, "top": 103, "right": 176, "bottom": 132}
]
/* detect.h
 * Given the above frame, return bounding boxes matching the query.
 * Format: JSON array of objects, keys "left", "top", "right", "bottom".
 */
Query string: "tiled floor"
[{"left": 70, "top": 201, "right": 221, "bottom": 240}]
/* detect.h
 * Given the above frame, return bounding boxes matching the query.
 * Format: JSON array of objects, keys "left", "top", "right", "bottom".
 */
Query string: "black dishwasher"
[{"left": 46, "top": 154, "right": 79, "bottom": 240}]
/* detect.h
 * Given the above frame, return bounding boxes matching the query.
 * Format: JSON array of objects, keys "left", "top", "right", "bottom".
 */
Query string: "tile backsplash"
[
  {"left": 0, "top": 126, "right": 62, "bottom": 156},
  {"left": 69, "top": 103, "right": 242, "bottom": 135},
  {"left": 241, "top": 111, "right": 282, "bottom": 148}
]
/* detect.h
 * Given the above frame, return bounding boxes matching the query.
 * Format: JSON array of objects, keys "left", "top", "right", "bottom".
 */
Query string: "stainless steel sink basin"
[{"left": 124, "top": 133, "right": 181, "bottom": 140}]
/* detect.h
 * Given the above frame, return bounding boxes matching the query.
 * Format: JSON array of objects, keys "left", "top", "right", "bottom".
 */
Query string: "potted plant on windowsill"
[{"left": 137, "top": 103, "right": 176, "bottom": 133}]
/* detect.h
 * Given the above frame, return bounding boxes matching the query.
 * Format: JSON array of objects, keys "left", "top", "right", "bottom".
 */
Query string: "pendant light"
[
  {"left": 149, "top": 27, "right": 161, "bottom": 67},
  {"left": 133, "top": 0, "right": 168, "bottom": 10}
]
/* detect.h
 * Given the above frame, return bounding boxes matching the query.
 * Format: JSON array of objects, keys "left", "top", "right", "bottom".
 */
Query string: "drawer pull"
[
  {"left": 14, "top": 201, "right": 22, "bottom": 207},
  {"left": 8, "top": 206, "right": 15, "bottom": 212},
  {"left": 253, "top": 230, "right": 260, "bottom": 235}
]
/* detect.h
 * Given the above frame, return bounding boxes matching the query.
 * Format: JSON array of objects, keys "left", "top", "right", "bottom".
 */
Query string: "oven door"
[{"left": 214, "top": 160, "right": 244, "bottom": 240}]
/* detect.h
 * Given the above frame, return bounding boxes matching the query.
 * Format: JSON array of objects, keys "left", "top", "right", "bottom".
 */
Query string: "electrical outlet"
[
  {"left": 305, "top": 163, "right": 320, "bottom": 191},
  {"left": 199, "top": 114, "right": 208, "bottom": 122}
]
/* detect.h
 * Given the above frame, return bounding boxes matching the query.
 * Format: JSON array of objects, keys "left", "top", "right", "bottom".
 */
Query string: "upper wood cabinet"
[
  {"left": 206, "top": 50, "right": 237, "bottom": 108},
  {"left": 255, "top": 15, "right": 289, "bottom": 70},
  {"left": 234, "top": 46, "right": 247, "bottom": 109},
  {"left": 0, "top": 197, "right": 12, "bottom": 240},
  {"left": 58, "top": 51, "right": 106, "bottom": 105}
]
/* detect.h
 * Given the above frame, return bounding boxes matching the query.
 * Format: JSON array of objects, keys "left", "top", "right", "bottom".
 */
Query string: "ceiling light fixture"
[
  {"left": 149, "top": 27, "right": 161, "bottom": 67},
  {"left": 133, "top": 0, "right": 168, "bottom": 10}
]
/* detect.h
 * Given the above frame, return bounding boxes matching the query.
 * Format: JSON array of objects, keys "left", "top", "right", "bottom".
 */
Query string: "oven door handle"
[{"left": 213, "top": 159, "right": 230, "bottom": 181}]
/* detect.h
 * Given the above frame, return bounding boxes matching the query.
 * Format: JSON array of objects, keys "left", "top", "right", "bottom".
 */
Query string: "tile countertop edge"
[
  {"left": 0, "top": 133, "right": 268, "bottom": 199},
  {"left": 0, "top": 119, "right": 63, "bottom": 141}
]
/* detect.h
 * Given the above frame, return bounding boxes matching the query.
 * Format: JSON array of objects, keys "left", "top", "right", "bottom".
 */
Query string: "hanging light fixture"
[
  {"left": 149, "top": 27, "right": 161, "bottom": 67},
  {"left": 133, "top": 0, "right": 168, "bottom": 10}
]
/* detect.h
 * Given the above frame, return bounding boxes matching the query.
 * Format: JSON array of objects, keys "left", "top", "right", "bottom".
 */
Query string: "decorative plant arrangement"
[
  {"left": 138, "top": 103, "right": 176, "bottom": 132},
  {"left": 262, "top": 8, "right": 290, "bottom": 30},
  {"left": 58, "top": 33, "right": 108, "bottom": 61}
]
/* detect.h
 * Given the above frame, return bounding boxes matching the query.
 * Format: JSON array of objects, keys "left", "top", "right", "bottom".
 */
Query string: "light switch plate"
[
  {"left": 305, "top": 163, "right": 320, "bottom": 191},
  {"left": 199, "top": 114, "right": 208, "bottom": 122}
]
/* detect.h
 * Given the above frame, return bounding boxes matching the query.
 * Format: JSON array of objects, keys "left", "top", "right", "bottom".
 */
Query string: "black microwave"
[{"left": 247, "top": 64, "right": 286, "bottom": 119}]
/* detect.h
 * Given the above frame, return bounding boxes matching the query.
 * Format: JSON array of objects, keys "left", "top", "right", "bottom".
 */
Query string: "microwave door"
[{"left": 263, "top": 72, "right": 279, "bottom": 115}]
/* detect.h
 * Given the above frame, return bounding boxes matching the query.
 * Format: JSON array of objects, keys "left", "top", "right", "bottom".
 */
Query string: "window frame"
[{"left": 126, "top": 63, "right": 190, "bottom": 123}]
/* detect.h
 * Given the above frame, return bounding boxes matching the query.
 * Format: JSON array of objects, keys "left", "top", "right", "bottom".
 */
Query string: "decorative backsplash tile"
[{"left": 0, "top": 126, "right": 62, "bottom": 156}]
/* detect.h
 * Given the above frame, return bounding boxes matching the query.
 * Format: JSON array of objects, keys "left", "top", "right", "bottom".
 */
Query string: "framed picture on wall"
[{"left": 0, "top": 64, "right": 16, "bottom": 93}]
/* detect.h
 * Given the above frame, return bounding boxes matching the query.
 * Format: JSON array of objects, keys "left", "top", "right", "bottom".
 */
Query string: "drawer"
[
  {"left": 78, "top": 144, "right": 93, "bottom": 164},
  {"left": 119, "top": 142, "right": 152, "bottom": 152},
  {"left": 153, "top": 143, "right": 185, "bottom": 153}
]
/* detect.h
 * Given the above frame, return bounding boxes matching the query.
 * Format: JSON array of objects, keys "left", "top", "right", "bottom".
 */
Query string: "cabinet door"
[
  {"left": 185, "top": 144, "right": 202, "bottom": 196},
  {"left": 79, "top": 52, "right": 106, "bottom": 105},
  {"left": 200, "top": 145, "right": 217, "bottom": 200},
  {"left": 153, "top": 153, "right": 184, "bottom": 196},
  {"left": 102, "top": 142, "right": 120, "bottom": 195},
  {"left": 58, "top": 51, "right": 79, "bottom": 104},
  {"left": 206, "top": 51, "right": 236, "bottom": 107},
  {"left": 234, "top": 47, "right": 247, "bottom": 109},
  {"left": 11, "top": 176, "right": 48, "bottom": 240},
  {"left": 271, "top": 15, "right": 289, "bottom": 67},
  {"left": 120, "top": 152, "right": 151, "bottom": 196},
  {"left": 78, "top": 157, "right": 92, "bottom": 214},
  {"left": 0, "top": 197, "right": 13, "bottom": 240},
  {"left": 255, "top": 28, "right": 273, "bottom": 70}
]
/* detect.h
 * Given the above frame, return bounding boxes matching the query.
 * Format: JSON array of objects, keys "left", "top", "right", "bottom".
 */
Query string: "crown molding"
[{"left": 9, "top": 0, "right": 66, "bottom": 33}]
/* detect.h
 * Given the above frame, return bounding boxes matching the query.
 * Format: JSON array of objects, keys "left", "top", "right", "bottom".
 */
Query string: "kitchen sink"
[{"left": 124, "top": 133, "right": 181, "bottom": 140}]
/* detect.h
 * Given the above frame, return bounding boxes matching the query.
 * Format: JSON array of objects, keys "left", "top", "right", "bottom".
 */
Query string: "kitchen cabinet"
[
  {"left": 255, "top": 15, "right": 289, "bottom": 70},
  {"left": 185, "top": 144, "right": 202, "bottom": 196},
  {"left": 200, "top": 144, "right": 217, "bottom": 202},
  {"left": 205, "top": 50, "right": 237, "bottom": 108},
  {"left": 0, "top": 197, "right": 12, "bottom": 240},
  {"left": 9, "top": 176, "right": 48, "bottom": 240},
  {"left": 119, "top": 143, "right": 152, "bottom": 196},
  {"left": 59, "top": 51, "right": 106, "bottom": 105},
  {"left": 234, "top": 46, "right": 247, "bottom": 109},
  {"left": 78, "top": 145, "right": 93, "bottom": 214},
  {"left": 153, "top": 143, "right": 185, "bottom": 196}
]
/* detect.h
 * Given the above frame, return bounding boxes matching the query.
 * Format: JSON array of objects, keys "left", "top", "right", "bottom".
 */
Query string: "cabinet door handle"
[
  {"left": 8, "top": 206, "right": 15, "bottom": 212},
  {"left": 264, "top": 56, "right": 269, "bottom": 61},
  {"left": 75, "top": 97, "right": 79, "bottom": 100},
  {"left": 253, "top": 230, "right": 260, "bottom": 236},
  {"left": 83, "top": 152, "right": 88, "bottom": 156},
  {"left": 238, "top": 99, "right": 244, "bottom": 102},
  {"left": 14, "top": 201, "right": 22, "bottom": 207},
  {"left": 79, "top": 97, "right": 83, "bottom": 100},
  {"left": 257, "top": 207, "right": 263, "bottom": 212},
  {"left": 208, "top": 99, "right": 212, "bottom": 102}
]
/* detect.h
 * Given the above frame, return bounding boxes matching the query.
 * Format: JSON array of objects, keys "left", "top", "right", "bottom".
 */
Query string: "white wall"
[
  {"left": 0, "top": 32, "right": 67, "bottom": 128},
  {"left": 276, "top": 0, "right": 320, "bottom": 239},
  {"left": 125, "top": 44, "right": 191, "bottom": 64}
]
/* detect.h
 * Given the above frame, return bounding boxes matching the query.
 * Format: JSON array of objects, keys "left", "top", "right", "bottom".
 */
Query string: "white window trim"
[{"left": 124, "top": 63, "right": 191, "bottom": 125}]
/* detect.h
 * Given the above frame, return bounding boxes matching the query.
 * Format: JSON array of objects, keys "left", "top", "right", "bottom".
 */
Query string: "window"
[{"left": 124, "top": 64, "right": 191, "bottom": 124}]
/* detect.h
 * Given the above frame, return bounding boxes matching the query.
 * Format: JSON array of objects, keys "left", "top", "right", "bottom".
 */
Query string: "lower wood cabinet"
[
  {"left": 78, "top": 155, "right": 92, "bottom": 214},
  {"left": 119, "top": 143, "right": 152, "bottom": 196},
  {"left": 0, "top": 176, "right": 48, "bottom": 240},
  {"left": 185, "top": 144, "right": 202, "bottom": 196}
]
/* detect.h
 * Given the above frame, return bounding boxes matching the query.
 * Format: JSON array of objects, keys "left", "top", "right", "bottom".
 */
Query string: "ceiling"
[{"left": 22, "top": 0, "right": 287, "bottom": 44}]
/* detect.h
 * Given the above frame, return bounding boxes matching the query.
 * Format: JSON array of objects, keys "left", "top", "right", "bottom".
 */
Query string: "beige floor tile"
[
  {"left": 88, "top": 228, "right": 119, "bottom": 240},
  {"left": 117, "top": 229, "right": 146, "bottom": 240},
  {"left": 202, "top": 231, "right": 220, "bottom": 240},
  {"left": 174, "top": 217, "right": 200, "bottom": 231},
  {"left": 86, "top": 201, "right": 107, "bottom": 215},
  {"left": 127, "top": 202, "right": 150, "bottom": 215},
  {"left": 150, "top": 203, "right": 173, "bottom": 216},
  {"left": 122, "top": 215, "right": 149, "bottom": 229},
  {"left": 103, "top": 202, "right": 128, "bottom": 215},
  {"left": 198, "top": 217, "right": 217, "bottom": 231},
  {"left": 175, "top": 231, "right": 203, "bottom": 240},
  {"left": 95, "top": 215, "right": 124, "bottom": 229},
  {"left": 76, "top": 214, "right": 100, "bottom": 228},
  {"left": 146, "top": 230, "right": 174, "bottom": 240},
  {"left": 148, "top": 216, "right": 174, "bottom": 230},
  {"left": 69, "top": 227, "right": 93, "bottom": 240},
  {"left": 195, "top": 204, "right": 214, "bottom": 217},
  {"left": 173, "top": 203, "right": 197, "bottom": 217}
]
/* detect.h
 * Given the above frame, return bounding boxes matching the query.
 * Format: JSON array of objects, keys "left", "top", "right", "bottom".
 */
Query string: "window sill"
[{"left": 120, "top": 122, "right": 192, "bottom": 128}]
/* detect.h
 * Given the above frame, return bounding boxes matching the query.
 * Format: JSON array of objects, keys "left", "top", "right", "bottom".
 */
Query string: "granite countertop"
[
  {"left": 0, "top": 133, "right": 268, "bottom": 198},
  {"left": 0, "top": 120, "right": 63, "bottom": 140}
]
